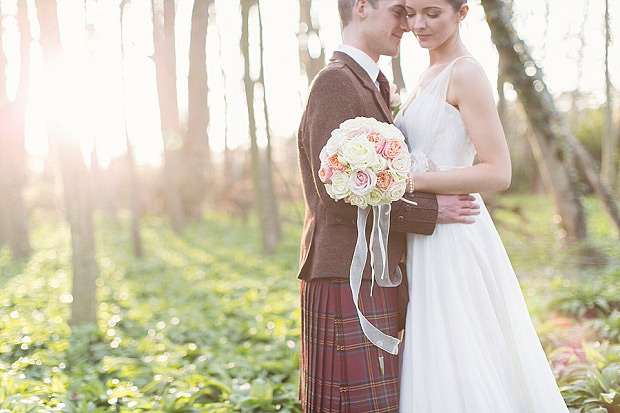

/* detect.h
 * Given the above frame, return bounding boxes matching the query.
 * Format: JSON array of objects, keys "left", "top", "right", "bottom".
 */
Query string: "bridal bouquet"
[
  {"left": 317, "top": 116, "right": 413, "bottom": 356},
  {"left": 318, "top": 117, "right": 411, "bottom": 209}
]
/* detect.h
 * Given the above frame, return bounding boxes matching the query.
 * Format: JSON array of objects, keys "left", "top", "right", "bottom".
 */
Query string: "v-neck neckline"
[{"left": 412, "top": 60, "right": 455, "bottom": 100}]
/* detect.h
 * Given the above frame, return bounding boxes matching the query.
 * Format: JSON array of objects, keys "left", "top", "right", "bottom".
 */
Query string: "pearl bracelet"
[{"left": 408, "top": 173, "right": 415, "bottom": 193}]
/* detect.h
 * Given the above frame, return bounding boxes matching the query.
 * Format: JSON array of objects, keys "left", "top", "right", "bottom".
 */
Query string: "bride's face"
[{"left": 405, "top": 0, "right": 467, "bottom": 50}]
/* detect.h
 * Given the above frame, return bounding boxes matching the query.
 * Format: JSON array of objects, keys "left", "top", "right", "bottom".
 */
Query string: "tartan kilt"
[{"left": 299, "top": 278, "right": 401, "bottom": 413}]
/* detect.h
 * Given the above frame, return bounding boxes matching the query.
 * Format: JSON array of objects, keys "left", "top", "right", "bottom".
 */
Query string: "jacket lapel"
[{"left": 330, "top": 51, "right": 393, "bottom": 123}]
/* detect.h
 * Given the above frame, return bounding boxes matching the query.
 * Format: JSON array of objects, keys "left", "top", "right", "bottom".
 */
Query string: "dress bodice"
[{"left": 395, "top": 56, "right": 477, "bottom": 171}]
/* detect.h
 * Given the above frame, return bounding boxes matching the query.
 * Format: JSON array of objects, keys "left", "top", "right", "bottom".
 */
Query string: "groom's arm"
[
  {"left": 389, "top": 192, "right": 438, "bottom": 235},
  {"left": 390, "top": 193, "right": 481, "bottom": 234},
  {"left": 299, "top": 66, "right": 362, "bottom": 221}
]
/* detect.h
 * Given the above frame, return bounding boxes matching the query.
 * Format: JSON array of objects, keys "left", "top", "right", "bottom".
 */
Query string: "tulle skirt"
[{"left": 399, "top": 194, "right": 568, "bottom": 412}]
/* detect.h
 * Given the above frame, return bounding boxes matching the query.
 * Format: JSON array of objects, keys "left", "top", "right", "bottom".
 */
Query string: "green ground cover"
[{"left": 0, "top": 195, "right": 619, "bottom": 412}]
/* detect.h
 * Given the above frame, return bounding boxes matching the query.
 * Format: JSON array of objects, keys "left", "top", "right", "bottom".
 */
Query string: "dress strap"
[
  {"left": 394, "top": 56, "right": 477, "bottom": 124},
  {"left": 435, "top": 55, "right": 476, "bottom": 98}
]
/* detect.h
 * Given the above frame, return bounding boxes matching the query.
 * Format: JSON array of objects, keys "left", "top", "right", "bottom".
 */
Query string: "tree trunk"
[
  {"left": 258, "top": 0, "right": 281, "bottom": 252},
  {"left": 601, "top": 0, "right": 616, "bottom": 188},
  {"left": 152, "top": 0, "right": 184, "bottom": 232},
  {"left": 184, "top": 0, "right": 212, "bottom": 220},
  {"left": 120, "top": 0, "right": 143, "bottom": 258},
  {"left": 298, "top": 0, "right": 324, "bottom": 83},
  {"left": 0, "top": 0, "right": 31, "bottom": 257},
  {"left": 217, "top": 21, "right": 232, "bottom": 189},
  {"left": 36, "top": 0, "right": 98, "bottom": 324},
  {"left": 0, "top": 12, "right": 10, "bottom": 247},
  {"left": 241, "top": 0, "right": 262, "bottom": 237},
  {"left": 241, "top": 0, "right": 276, "bottom": 253},
  {"left": 392, "top": 54, "right": 406, "bottom": 93},
  {"left": 481, "top": 0, "right": 587, "bottom": 242}
]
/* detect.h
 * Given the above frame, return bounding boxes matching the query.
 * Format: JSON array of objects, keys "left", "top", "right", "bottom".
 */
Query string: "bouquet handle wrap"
[{"left": 350, "top": 204, "right": 401, "bottom": 355}]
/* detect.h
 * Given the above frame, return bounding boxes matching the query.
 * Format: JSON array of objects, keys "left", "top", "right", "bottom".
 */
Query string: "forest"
[{"left": 0, "top": 0, "right": 619, "bottom": 411}]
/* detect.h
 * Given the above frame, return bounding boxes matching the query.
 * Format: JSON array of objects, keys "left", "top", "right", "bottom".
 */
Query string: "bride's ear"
[{"left": 457, "top": 5, "right": 469, "bottom": 22}]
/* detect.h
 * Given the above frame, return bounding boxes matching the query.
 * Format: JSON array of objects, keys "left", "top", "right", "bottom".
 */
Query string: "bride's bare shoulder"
[{"left": 447, "top": 57, "right": 493, "bottom": 107}]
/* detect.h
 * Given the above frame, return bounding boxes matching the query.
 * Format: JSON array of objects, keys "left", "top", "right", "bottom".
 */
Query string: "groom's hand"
[{"left": 436, "top": 194, "right": 480, "bottom": 224}]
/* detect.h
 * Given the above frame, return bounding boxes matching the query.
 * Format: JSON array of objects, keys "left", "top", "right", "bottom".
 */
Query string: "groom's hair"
[{"left": 339, "top": 0, "right": 380, "bottom": 27}]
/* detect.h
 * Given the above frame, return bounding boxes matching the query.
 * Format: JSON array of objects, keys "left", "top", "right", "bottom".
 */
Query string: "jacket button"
[
  {"left": 336, "top": 216, "right": 343, "bottom": 223},
  {"left": 397, "top": 216, "right": 405, "bottom": 223},
  {"left": 405, "top": 204, "right": 413, "bottom": 211}
]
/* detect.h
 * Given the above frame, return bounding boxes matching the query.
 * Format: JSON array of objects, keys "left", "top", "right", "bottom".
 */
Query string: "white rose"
[
  {"left": 319, "top": 146, "right": 330, "bottom": 163},
  {"left": 340, "top": 134, "right": 379, "bottom": 170},
  {"left": 326, "top": 130, "right": 346, "bottom": 154},
  {"left": 389, "top": 152, "right": 412, "bottom": 174},
  {"left": 370, "top": 155, "right": 388, "bottom": 173},
  {"left": 374, "top": 123, "right": 393, "bottom": 139},
  {"left": 390, "top": 171, "right": 408, "bottom": 183},
  {"left": 358, "top": 117, "right": 376, "bottom": 130},
  {"left": 367, "top": 188, "right": 386, "bottom": 206},
  {"left": 325, "top": 183, "right": 335, "bottom": 199},
  {"left": 330, "top": 171, "right": 351, "bottom": 200},
  {"left": 339, "top": 117, "right": 364, "bottom": 136},
  {"left": 348, "top": 194, "right": 368, "bottom": 209},
  {"left": 386, "top": 123, "right": 406, "bottom": 142},
  {"left": 385, "top": 181, "right": 406, "bottom": 202}
]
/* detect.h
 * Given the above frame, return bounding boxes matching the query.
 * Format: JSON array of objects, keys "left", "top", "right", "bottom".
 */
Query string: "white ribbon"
[{"left": 349, "top": 204, "right": 402, "bottom": 355}]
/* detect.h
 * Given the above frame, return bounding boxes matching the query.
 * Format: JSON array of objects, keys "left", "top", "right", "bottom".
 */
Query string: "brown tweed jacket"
[{"left": 297, "top": 51, "right": 438, "bottom": 281}]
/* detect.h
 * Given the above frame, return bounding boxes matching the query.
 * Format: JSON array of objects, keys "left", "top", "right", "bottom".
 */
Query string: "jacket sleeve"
[
  {"left": 299, "top": 67, "right": 362, "bottom": 221},
  {"left": 389, "top": 192, "right": 438, "bottom": 235}
]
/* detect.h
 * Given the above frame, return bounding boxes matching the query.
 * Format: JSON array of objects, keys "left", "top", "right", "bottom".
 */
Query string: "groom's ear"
[{"left": 353, "top": 0, "right": 368, "bottom": 20}]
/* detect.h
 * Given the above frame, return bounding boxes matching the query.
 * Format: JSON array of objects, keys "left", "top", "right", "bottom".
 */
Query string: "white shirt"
[{"left": 337, "top": 44, "right": 381, "bottom": 90}]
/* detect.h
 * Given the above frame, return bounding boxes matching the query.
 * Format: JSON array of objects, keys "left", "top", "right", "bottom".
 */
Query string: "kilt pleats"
[{"left": 300, "top": 278, "right": 400, "bottom": 413}]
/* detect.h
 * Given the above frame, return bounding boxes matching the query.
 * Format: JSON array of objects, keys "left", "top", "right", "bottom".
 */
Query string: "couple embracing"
[{"left": 296, "top": 0, "right": 569, "bottom": 412}]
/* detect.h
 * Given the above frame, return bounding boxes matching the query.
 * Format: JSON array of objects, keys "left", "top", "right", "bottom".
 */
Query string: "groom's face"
[{"left": 361, "top": 0, "right": 409, "bottom": 58}]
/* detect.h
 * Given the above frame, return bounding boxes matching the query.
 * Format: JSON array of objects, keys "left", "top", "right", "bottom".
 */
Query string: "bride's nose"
[{"left": 408, "top": 16, "right": 425, "bottom": 32}]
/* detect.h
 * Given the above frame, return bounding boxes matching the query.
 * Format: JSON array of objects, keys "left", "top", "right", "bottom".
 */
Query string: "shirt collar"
[{"left": 337, "top": 44, "right": 380, "bottom": 85}]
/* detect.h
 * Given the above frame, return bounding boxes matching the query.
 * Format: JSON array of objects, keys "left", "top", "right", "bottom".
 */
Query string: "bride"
[{"left": 395, "top": 0, "right": 568, "bottom": 411}]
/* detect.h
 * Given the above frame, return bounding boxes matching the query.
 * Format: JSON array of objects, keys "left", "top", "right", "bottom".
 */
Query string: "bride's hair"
[{"left": 445, "top": 0, "right": 467, "bottom": 11}]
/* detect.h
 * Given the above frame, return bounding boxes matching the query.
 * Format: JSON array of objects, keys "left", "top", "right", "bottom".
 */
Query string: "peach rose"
[
  {"left": 382, "top": 139, "right": 405, "bottom": 159},
  {"left": 376, "top": 171, "right": 393, "bottom": 190},
  {"left": 327, "top": 153, "right": 346, "bottom": 171}
]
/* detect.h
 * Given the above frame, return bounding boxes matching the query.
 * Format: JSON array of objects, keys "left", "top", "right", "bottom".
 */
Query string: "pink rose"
[
  {"left": 366, "top": 131, "right": 387, "bottom": 153},
  {"left": 382, "top": 139, "right": 404, "bottom": 159},
  {"left": 349, "top": 169, "right": 377, "bottom": 196},
  {"left": 319, "top": 164, "right": 333, "bottom": 184}
]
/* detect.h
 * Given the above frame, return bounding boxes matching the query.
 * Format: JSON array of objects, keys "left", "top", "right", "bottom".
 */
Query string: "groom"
[{"left": 297, "top": 0, "right": 479, "bottom": 411}]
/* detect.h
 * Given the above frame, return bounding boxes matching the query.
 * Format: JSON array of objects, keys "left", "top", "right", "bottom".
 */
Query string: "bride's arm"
[{"left": 410, "top": 59, "right": 511, "bottom": 195}]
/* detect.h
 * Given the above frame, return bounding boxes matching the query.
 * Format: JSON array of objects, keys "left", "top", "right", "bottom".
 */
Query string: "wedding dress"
[{"left": 395, "top": 56, "right": 568, "bottom": 412}]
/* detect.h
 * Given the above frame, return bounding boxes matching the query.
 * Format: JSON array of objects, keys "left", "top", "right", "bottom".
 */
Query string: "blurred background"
[{"left": 0, "top": 0, "right": 619, "bottom": 411}]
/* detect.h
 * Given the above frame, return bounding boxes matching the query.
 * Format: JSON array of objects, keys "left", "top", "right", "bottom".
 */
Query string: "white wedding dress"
[{"left": 395, "top": 56, "right": 568, "bottom": 412}]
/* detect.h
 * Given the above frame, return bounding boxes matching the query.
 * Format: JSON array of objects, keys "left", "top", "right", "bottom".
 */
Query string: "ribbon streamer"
[{"left": 350, "top": 204, "right": 401, "bottom": 355}]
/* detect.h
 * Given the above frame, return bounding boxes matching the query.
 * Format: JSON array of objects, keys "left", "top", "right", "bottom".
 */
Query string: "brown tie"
[{"left": 377, "top": 70, "right": 391, "bottom": 108}]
